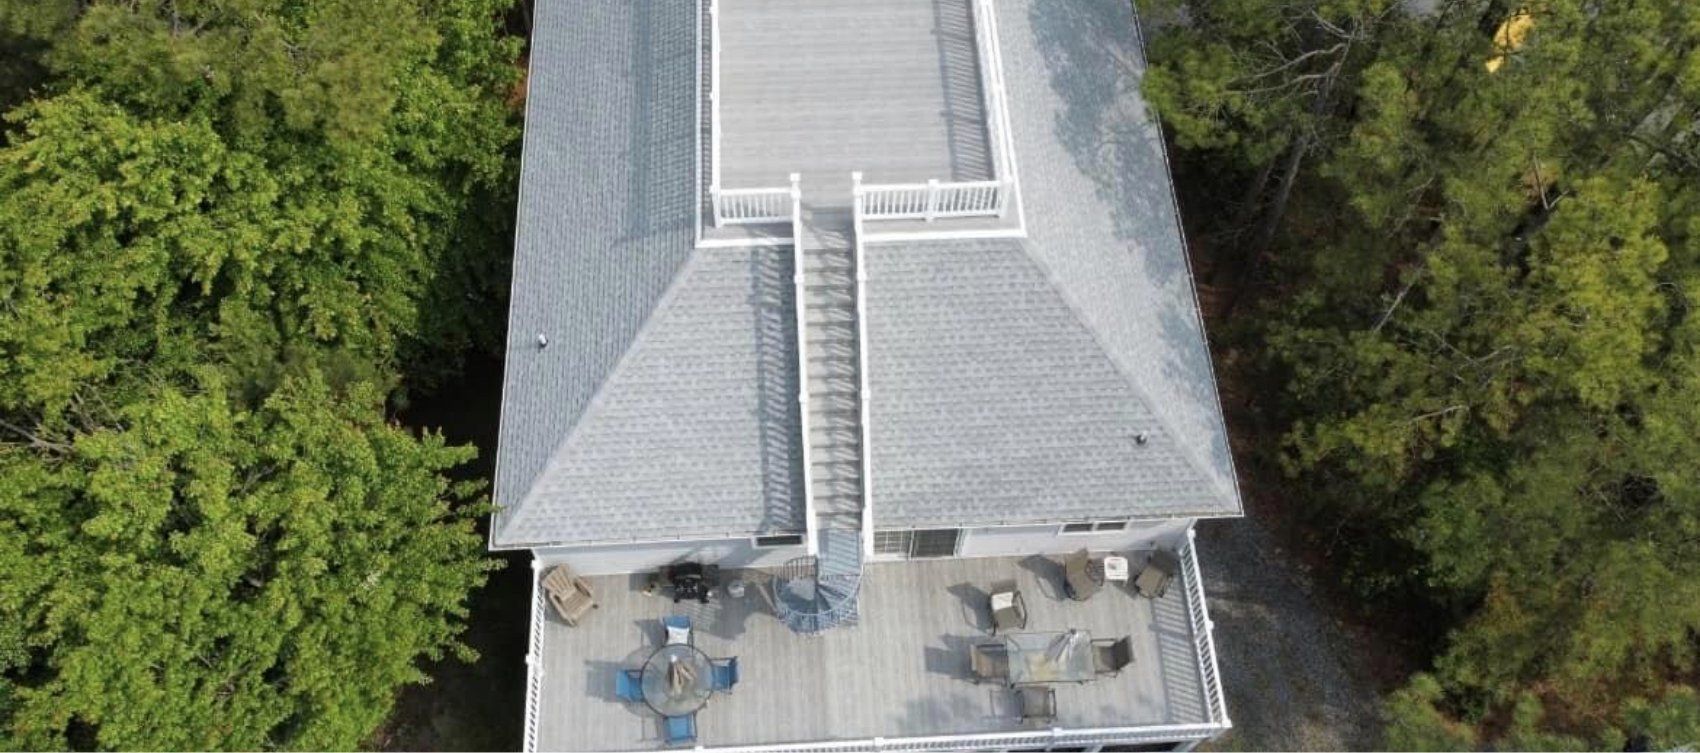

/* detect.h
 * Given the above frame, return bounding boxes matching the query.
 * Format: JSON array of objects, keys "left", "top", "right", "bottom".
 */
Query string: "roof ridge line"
[
  {"left": 498, "top": 250, "right": 721, "bottom": 544},
  {"left": 1014, "top": 239, "right": 1238, "bottom": 511}
]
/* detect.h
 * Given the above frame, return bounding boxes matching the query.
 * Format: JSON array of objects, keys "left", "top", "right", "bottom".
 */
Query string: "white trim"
[
  {"left": 694, "top": 235, "right": 794, "bottom": 250},
  {"left": 792, "top": 174, "right": 820, "bottom": 558},
  {"left": 857, "top": 226, "right": 1028, "bottom": 244},
  {"left": 698, "top": 722, "right": 1227, "bottom": 752},
  {"left": 852, "top": 174, "right": 877, "bottom": 558}
]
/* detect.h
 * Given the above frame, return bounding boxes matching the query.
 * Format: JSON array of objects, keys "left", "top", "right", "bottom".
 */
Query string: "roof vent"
[
  {"left": 1134, "top": 432, "right": 1149, "bottom": 445},
  {"left": 536, "top": 333, "right": 548, "bottom": 348}
]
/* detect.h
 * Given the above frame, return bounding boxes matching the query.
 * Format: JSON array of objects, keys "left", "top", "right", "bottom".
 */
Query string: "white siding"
[
  {"left": 533, "top": 536, "right": 806, "bottom": 575},
  {"left": 951, "top": 518, "right": 1191, "bottom": 559}
]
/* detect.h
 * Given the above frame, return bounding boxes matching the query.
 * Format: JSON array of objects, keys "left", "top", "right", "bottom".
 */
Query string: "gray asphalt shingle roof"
[
  {"left": 861, "top": 0, "right": 1241, "bottom": 526},
  {"left": 491, "top": 0, "right": 805, "bottom": 547},
  {"left": 493, "top": 0, "right": 1240, "bottom": 547}
]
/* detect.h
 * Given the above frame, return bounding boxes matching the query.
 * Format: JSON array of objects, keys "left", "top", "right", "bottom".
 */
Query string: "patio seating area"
[{"left": 530, "top": 552, "right": 1215, "bottom": 751}]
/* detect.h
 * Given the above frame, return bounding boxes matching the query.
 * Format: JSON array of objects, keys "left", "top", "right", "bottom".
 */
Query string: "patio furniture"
[
  {"left": 1004, "top": 629, "right": 1096, "bottom": 685},
  {"left": 663, "top": 562, "right": 721, "bottom": 604},
  {"left": 662, "top": 615, "right": 693, "bottom": 646},
  {"left": 1016, "top": 686, "right": 1057, "bottom": 725},
  {"left": 641, "top": 643, "right": 717, "bottom": 716},
  {"left": 663, "top": 713, "right": 698, "bottom": 746},
  {"left": 615, "top": 668, "right": 645, "bottom": 702},
  {"left": 969, "top": 642, "right": 1010, "bottom": 684},
  {"left": 989, "top": 581, "right": 1028, "bottom": 634},
  {"left": 1092, "top": 636, "right": 1134, "bottom": 676},
  {"left": 542, "top": 564, "right": 598, "bottom": 626},
  {"left": 1134, "top": 549, "right": 1180, "bottom": 599},
  {"left": 1062, "top": 549, "right": 1102, "bottom": 601},
  {"left": 710, "top": 657, "right": 740, "bottom": 691}
]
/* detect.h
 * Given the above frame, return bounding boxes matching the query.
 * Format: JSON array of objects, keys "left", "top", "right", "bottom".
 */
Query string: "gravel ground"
[{"left": 1194, "top": 515, "right": 1385, "bottom": 751}]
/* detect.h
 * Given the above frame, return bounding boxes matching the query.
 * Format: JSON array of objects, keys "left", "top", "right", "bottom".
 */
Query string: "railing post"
[
  {"left": 711, "top": 187, "right": 724, "bottom": 227},
  {"left": 924, "top": 178, "right": 940, "bottom": 222}
]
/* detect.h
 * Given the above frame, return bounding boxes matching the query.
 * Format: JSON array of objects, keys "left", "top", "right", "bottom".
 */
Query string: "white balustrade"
[
  {"left": 1181, "top": 528, "right": 1232, "bottom": 728},
  {"left": 714, "top": 186, "right": 795, "bottom": 225},
  {"left": 521, "top": 561, "right": 547, "bottom": 752}
]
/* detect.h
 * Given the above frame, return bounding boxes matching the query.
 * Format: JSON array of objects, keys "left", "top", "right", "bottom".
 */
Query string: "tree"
[
  {"left": 1146, "top": 0, "right": 1700, "bottom": 746},
  {"left": 0, "top": 371, "right": 493, "bottom": 750}
]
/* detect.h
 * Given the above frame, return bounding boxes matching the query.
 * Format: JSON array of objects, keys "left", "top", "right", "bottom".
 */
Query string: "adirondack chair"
[{"left": 543, "top": 564, "right": 598, "bottom": 626}]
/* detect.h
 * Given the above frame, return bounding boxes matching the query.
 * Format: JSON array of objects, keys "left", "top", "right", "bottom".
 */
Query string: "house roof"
[
  {"left": 492, "top": 0, "right": 1241, "bottom": 548},
  {"left": 491, "top": 0, "right": 806, "bottom": 547},
  {"left": 864, "top": 0, "right": 1241, "bottom": 527}
]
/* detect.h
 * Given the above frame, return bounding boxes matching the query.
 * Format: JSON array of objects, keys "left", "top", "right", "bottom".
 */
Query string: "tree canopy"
[
  {"left": 0, "top": 0, "right": 520, "bottom": 748},
  {"left": 1142, "top": 0, "right": 1700, "bottom": 747}
]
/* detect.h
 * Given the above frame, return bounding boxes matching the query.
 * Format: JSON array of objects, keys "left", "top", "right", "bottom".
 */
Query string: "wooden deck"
[
  {"left": 715, "top": 0, "right": 994, "bottom": 206},
  {"left": 533, "top": 555, "right": 1209, "bottom": 751}
]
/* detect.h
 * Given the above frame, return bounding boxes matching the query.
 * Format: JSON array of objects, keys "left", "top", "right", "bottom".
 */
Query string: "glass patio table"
[
  {"left": 1003, "top": 629, "right": 1095, "bottom": 685},
  {"left": 640, "top": 643, "right": 716, "bottom": 716}
]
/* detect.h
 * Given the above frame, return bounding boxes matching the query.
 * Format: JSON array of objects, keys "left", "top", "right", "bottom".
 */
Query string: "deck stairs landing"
[{"left": 772, "top": 206, "right": 867, "bottom": 634}]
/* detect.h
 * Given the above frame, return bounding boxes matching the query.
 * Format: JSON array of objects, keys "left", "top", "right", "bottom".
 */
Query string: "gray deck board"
[
  {"left": 716, "top": 0, "right": 993, "bottom": 204},
  {"left": 535, "top": 555, "right": 1208, "bottom": 751}
]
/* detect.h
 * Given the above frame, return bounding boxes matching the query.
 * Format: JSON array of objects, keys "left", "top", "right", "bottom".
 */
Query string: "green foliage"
[
  {"left": 0, "top": 372, "right": 492, "bottom": 750},
  {"left": 1147, "top": 0, "right": 1700, "bottom": 746},
  {"left": 0, "top": 0, "right": 519, "bottom": 747}
]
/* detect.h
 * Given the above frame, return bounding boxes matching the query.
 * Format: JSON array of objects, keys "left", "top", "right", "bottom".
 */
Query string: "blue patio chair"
[
  {"left": 661, "top": 614, "right": 693, "bottom": 646},
  {"left": 663, "top": 713, "right": 697, "bottom": 745},
  {"left": 615, "top": 668, "right": 644, "bottom": 703},
  {"left": 710, "top": 657, "right": 739, "bottom": 691}
]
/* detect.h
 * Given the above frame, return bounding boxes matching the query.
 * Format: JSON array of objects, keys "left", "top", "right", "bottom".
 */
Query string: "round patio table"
[{"left": 640, "top": 643, "right": 715, "bottom": 716}]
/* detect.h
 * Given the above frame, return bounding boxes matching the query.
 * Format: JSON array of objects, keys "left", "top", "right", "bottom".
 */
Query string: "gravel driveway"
[{"left": 1194, "top": 516, "right": 1384, "bottom": 751}]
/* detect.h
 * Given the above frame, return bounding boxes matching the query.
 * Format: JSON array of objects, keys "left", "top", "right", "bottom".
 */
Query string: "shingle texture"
[
  {"left": 492, "top": 0, "right": 804, "bottom": 546},
  {"left": 865, "top": 0, "right": 1241, "bottom": 526}
]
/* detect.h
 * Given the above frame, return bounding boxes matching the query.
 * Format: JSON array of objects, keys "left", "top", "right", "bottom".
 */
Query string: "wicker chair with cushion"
[
  {"left": 1062, "top": 549, "right": 1103, "bottom": 601},
  {"left": 1092, "top": 636, "right": 1134, "bottom": 676},
  {"left": 1017, "top": 686, "right": 1057, "bottom": 725},
  {"left": 970, "top": 642, "right": 1010, "bottom": 685},
  {"left": 543, "top": 564, "right": 598, "bottom": 626},
  {"left": 989, "top": 581, "right": 1028, "bottom": 635},
  {"left": 1134, "top": 549, "right": 1181, "bottom": 599}
]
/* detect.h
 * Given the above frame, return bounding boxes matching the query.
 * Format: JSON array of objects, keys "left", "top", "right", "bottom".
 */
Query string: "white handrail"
[
  {"left": 790, "top": 174, "right": 818, "bottom": 556},
  {"left": 971, "top": 0, "right": 1018, "bottom": 217},
  {"left": 1181, "top": 528, "right": 1232, "bottom": 728},
  {"left": 703, "top": 722, "right": 1227, "bottom": 752},
  {"left": 709, "top": 0, "right": 724, "bottom": 225},
  {"left": 520, "top": 560, "right": 547, "bottom": 753},
  {"left": 715, "top": 185, "right": 793, "bottom": 224},
  {"left": 851, "top": 174, "right": 875, "bottom": 556}
]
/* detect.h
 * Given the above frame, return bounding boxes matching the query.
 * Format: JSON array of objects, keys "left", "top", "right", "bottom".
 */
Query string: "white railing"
[
  {"left": 789, "top": 174, "right": 818, "bottom": 556},
  {"left": 708, "top": 0, "right": 723, "bottom": 220},
  {"left": 850, "top": 180, "right": 876, "bottom": 555},
  {"left": 856, "top": 178, "right": 1007, "bottom": 221},
  {"left": 521, "top": 560, "right": 547, "bottom": 753},
  {"left": 704, "top": 722, "right": 1226, "bottom": 752},
  {"left": 714, "top": 186, "right": 794, "bottom": 225},
  {"left": 971, "top": 0, "right": 1017, "bottom": 191},
  {"left": 857, "top": 0, "right": 1020, "bottom": 224},
  {"left": 1181, "top": 527, "right": 1232, "bottom": 728}
]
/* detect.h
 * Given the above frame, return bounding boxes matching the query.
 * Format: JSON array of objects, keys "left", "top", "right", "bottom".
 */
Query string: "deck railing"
[
  {"left": 856, "top": 178, "right": 1007, "bottom": 221},
  {"left": 1180, "top": 527, "right": 1232, "bottom": 728},
  {"left": 850, "top": 180, "right": 876, "bottom": 554},
  {"left": 858, "top": 0, "right": 1019, "bottom": 223},
  {"left": 714, "top": 185, "right": 794, "bottom": 225},
  {"left": 788, "top": 174, "right": 818, "bottom": 556},
  {"left": 520, "top": 560, "right": 547, "bottom": 753},
  {"left": 705, "top": 722, "right": 1226, "bottom": 752}
]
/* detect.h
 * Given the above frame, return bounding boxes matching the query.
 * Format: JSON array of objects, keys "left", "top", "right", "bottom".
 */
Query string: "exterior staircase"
[{"left": 772, "top": 207, "right": 867, "bottom": 634}]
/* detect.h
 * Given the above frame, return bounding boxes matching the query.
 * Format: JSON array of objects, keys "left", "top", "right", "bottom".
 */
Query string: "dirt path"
[{"left": 1195, "top": 513, "right": 1385, "bottom": 751}]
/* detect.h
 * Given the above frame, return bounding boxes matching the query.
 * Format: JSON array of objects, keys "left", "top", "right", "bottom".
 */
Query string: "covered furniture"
[
  {"left": 662, "top": 614, "right": 693, "bottom": 646},
  {"left": 710, "top": 657, "right": 740, "bottom": 691},
  {"left": 615, "top": 668, "right": 645, "bottom": 702},
  {"left": 969, "top": 642, "right": 1010, "bottom": 684},
  {"left": 662, "top": 562, "right": 721, "bottom": 604},
  {"left": 1016, "top": 686, "right": 1057, "bottom": 725},
  {"left": 988, "top": 581, "right": 1027, "bottom": 634},
  {"left": 1004, "top": 629, "right": 1096, "bottom": 685},
  {"left": 641, "top": 643, "right": 716, "bottom": 716},
  {"left": 1092, "top": 636, "right": 1134, "bottom": 676},
  {"left": 1102, "top": 554, "right": 1131, "bottom": 583},
  {"left": 1135, "top": 549, "right": 1181, "bottom": 599},
  {"left": 663, "top": 713, "right": 697, "bottom": 745},
  {"left": 542, "top": 564, "right": 598, "bottom": 626},
  {"left": 1062, "top": 549, "right": 1103, "bottom": 601}
]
